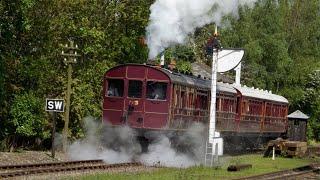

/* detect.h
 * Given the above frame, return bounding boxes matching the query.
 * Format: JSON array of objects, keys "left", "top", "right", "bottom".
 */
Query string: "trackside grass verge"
[{"left": 70, "top": 154, "right": 319, "bottom": 180}]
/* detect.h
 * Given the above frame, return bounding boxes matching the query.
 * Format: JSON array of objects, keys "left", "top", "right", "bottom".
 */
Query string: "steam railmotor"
[{"left": 102, "top": 64, "right": 288, "bottom": 151}]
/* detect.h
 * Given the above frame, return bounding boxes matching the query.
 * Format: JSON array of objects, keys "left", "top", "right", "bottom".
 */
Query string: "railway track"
[
  {"left": 0, "top": 159, "right": 142, "bottom": 178},
  {"left": 236, "top": 163, "right": 320, "bottom": 180}
]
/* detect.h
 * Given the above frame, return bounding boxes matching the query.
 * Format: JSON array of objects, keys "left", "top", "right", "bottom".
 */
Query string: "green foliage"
[
  {"left": 165, "top": 45, "right": 195, "bottom": 62},
  {"left": 1, "top": 0, "right": 320, "bottom": 149},
  {"left": 10, "top": 92, "right": 50, "bottom": 139},
  {"left": 163, "top": 45, "right": 195, "bottom": 73},
  {"left": 304, "top": 71, "right": 320, "bottom": 140},
  {"left": 0, "top": 0, "right": 151, "bottom": 148},
  {"left": 176, "top": 61, "right": 192, "bottom": 74},
  {"left": 70, "top": 61, "right": 113, "bottom": 138},
  {"left": 191, "top": 0, "right": 320, "bottom": 140}
]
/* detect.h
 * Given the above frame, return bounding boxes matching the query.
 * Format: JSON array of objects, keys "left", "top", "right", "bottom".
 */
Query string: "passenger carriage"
[{"left": 102, "top": 64, "right": 289, "bottom": 147}]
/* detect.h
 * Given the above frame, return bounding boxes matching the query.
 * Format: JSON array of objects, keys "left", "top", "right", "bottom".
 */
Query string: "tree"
[
  {"left": 0, "top": 0, "right": 153, "bottom": 149},
  {"left": 303, "top": 71, "right": 320, "bottom": 140},
  {"left": 9, "top": 92, "right": 50, "bottom": 149}
]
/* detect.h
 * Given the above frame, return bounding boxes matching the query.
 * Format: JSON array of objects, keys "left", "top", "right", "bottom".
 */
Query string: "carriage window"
[
  {"left": 147, "top": 81, "right": 167, "bottom": 100},
  {"left": 128, "top": 80, "right": 142, "bottom": 98},
  {"left": 106, "top": 79, "right": 124, "bottom": 97}
]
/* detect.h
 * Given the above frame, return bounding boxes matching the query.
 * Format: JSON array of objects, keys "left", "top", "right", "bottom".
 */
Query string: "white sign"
[{"left": 46, "top": 99, "right": 64, "bottom": 112}]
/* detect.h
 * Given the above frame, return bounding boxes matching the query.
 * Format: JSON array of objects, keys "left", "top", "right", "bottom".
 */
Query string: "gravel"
[{"left": 0, "top": 151, "right": 157, "bottom": 179}]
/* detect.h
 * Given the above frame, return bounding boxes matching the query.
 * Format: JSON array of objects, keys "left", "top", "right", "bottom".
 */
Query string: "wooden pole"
[
  {"left": 63, "top": 63, "right": 72, "bottom": 153},
  {"left": 51, "top": 112, "right": 57, "bottom": 158},
  {"left": 61, "top": 40, "right": 80, "bottom": 153}
]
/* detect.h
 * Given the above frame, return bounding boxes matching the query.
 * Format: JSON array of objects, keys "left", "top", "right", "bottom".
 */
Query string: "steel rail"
[
  {"left": 235, "top": 163, "right": 320, "bottom": 180},
  {"left": 0, "top": 162, "right": 142, "bottom": 178},
  {"left": 0, "top": 159, "right": 103, "bottom": 170}
]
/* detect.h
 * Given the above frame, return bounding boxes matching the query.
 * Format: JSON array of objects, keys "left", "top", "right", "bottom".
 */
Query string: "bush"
[{"left": 10, "top": 92, "right": 50, "bottom": 140}]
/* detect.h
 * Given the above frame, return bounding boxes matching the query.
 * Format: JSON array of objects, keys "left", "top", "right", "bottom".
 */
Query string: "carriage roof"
[
  {"left": 233, "top": 85, "right": 288, "bottom": 103},
  {"left": 160, "top": 67, "right": 288, "bottom": 103},
  {"left": 106, "top": 64, "right": 288, "bottom": 104}
]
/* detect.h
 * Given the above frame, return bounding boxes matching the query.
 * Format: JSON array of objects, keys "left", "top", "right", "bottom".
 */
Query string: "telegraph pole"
[{"left": 61, "top": 40, "right": 80, "bottom": 153}]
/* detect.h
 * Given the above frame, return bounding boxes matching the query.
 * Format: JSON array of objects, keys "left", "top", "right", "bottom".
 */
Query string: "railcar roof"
[
  {"left": 233, "top": 85, "right": 289, "bottom": 103},
  {"left": 161, "top": 68, "right": 210, "bottom": 89},
  {"left": 161, "top": 68, "right": 236, "bottom": 93},
  {"left": 160, "top": 67, "right": 288, "bottom": 103},
  {"left": 107, "top": 64, "right": 288, "bottom": 103}
]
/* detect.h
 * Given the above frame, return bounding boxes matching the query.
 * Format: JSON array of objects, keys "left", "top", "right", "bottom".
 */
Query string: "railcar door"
[
  {"left": 124, "top": 79, "right": 144, "bottom": 128},
  {"left": 235, "top": 92, "right": 242, "bottom": 132},
  {"left": 144, "top": 81, "right": 170, "bottom": 128},
  {"left": 103, "top": 78, "right": 125, "bottom": 125},
  {"left": 123, "top": 65, "right": 147, "bottom": 128}
]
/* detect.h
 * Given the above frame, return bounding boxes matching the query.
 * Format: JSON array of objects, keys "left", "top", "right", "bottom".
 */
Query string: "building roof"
[{"left": 287, "top": 110, "right": 309, "bottom": 119}]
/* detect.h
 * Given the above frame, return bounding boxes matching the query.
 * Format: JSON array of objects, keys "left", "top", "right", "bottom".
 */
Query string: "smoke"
[
  {"left": 146, "top": 0, "right": 256, "bottom": 59},
  {"left": 68, "top": 117, "right": 138, "bottom": 163},
  {"left": 139, "top": 136, "right": 197, "bottom": 167},
  {"left": 53, "top": 133, "right": 63, "bottom": 151},
  {"left": 67, "top": 116, "right": 206, "bottom": 168},
  {"left": 139, "top": 123, "right": 206, "bottom": 167}
]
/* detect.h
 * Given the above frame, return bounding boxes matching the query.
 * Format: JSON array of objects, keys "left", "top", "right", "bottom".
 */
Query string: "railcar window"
[
  {"left": 106, "top": 79, "right": 124, "bottom": 97},
  {"left": 236, "top": 97, "right": 240, "bottom": 113},
  {"left": 181, "top": 91, "right": 186, "bottom": 107},
  {"left": 147, "top": 81, "right": 167, "bottom": 100},
  {"left": 128, "top": 80, "right": 142, "bottom": 98}
]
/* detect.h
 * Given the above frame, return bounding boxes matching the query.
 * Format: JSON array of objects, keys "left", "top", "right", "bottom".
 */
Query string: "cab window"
[
  {"left": 128, "top": 80, "right": 142, "bottom": 98},
  {"left": 146, "top": 81, "right": 167, "bottom": 100},
  {"left": 106, "top": 79, "right": 124, "bottom": 97}
]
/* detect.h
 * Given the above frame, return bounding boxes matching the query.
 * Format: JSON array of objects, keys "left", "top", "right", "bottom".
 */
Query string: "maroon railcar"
[
  {"left": 103, "top": 64, "right": 289, "bottom": 146},
  {"left": 103, "top": 64, "right": 171, "bottom": 130}
]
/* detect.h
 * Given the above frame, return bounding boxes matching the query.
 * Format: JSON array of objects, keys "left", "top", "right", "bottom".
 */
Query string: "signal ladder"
[{"left": 204, "top": 141, "right": 219, "bottom": 167}]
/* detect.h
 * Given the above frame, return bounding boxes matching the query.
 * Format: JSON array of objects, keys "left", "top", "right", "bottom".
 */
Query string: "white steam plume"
[
  {"left": 68, "top": 117, "right": 137, "bottom": 163},
  {"left": 146, "top": 0, "right": 256, "bottom": 59},
  {"left": 139, "top": 123, "right": 206, "bottom": 167},
  {"left": 139, "top": 136, "right": 197, "bottom": 167},
  {"left": 68, "top": 117, "right": 207, "bottom": 168}
]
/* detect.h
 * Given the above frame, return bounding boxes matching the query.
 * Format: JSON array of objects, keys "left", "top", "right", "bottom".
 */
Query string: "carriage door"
[
  {"left": 103, "top": 79, "right": 125, "bottom": 125},
  {"left": 124, "top": 79, "right": 144, "bottom": 128},
  {"left": 144, "top": 81, "right": 170, "bottom": 128}
]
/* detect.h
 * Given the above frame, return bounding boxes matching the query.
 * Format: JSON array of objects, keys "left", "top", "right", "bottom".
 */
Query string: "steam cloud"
[
  {"left": 146, "top": 0, "right": 256, "bottom": 59},
  {"left": 68, "top": 117, "right": 206, "bottom": 168}
]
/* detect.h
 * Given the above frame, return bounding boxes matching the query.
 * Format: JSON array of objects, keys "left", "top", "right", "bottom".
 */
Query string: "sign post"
[{"left": 46, "top": 99, "right": 64, "bottom": 158}]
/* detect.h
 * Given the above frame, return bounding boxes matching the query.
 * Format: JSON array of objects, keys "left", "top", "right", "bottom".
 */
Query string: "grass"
[
  {"left": 72, "top": 154, "right": 319, "bottom": 180},
  {"left": 308, "top": 139, "right": 320, "bottom": 147}
]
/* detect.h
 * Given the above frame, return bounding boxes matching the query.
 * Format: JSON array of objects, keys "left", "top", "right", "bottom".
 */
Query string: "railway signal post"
[
  {"left": 61, "top": 40, "right": 80, "bottom": 153},
  {"left": 204, "top": 26, "right": 223, "bottom": 166},
  {"left": 205, "top": 26, "right": 244, "bottom": 166}
]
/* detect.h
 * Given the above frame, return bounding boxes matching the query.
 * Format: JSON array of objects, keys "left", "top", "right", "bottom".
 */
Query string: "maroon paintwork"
[
  {"left": 103, "top": 64, "right": 171, "bottom": 130},
  {"left": 103, "top": 64, "right": 289, "bottom": 137}
]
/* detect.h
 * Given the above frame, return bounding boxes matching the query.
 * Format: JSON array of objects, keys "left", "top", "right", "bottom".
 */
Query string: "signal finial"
[{"left": 214, "top": 25, "right": 218, "bottom": 37}]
